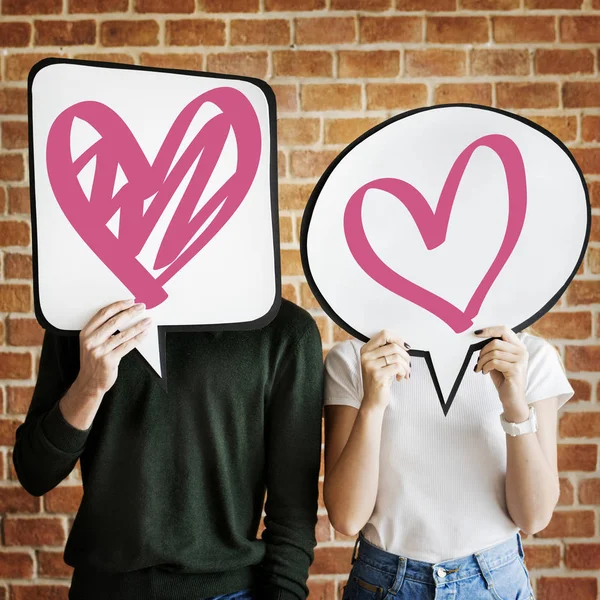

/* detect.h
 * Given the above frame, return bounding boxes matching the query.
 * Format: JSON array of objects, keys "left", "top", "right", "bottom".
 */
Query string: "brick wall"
[{"left": 0, "top": 0, "right": 599, "bottom": 598}]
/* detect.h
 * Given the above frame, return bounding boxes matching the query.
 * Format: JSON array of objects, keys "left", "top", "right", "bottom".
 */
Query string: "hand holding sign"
[{"left": 302, "top": 104, "right": 589, "bottom": 415}]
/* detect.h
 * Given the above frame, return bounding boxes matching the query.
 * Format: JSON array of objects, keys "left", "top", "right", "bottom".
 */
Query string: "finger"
[
  {"left": 380, "top": 362, "right": 409, "bottom": 380},
  {"left": 103, "top": 317, "right": 152, "bottom": 353},
  {"left": 111, "top": 327, "right": 150, "bottom": 361},
  {"left": 478, "top": 357, "right": 514, "bottom": 375},
  {"left": 89, "top": 303, "right": 147, "bottom": 346},
  {"left": 479, "top": 339, "right": 523, "bottom": 361},
  {"left": 82, "top": 299, "right": 136, "bottom": 337},
  {"left": 362, "top": 330, "right": 410, "bottom": 355},
  {"left": 362, "top": 342, "right": 409, "bottom": 363},
  {"left": 371, "top": 352, "right": 411, "bottom": 373},
  {"left": 475, "top": 350, "right": 518, "bottom": 372},
  {"left": 474, "top": 325, "right": 521, "bottom": 346}
]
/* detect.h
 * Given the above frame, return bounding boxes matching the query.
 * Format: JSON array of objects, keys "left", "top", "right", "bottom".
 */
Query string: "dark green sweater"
[{"left": 13, "top": 299, "right": 323, "bottom": 600}]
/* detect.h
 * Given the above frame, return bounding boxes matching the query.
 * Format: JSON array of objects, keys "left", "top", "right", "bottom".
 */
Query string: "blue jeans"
[
  {"left": 342, "top": 532, "right": 535, "bottom": 600},
  {"left": 208, "top": 589, "right": 253, "bottom": 600}
]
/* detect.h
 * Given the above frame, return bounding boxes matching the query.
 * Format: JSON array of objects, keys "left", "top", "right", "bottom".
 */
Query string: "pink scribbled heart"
[
  {"left": 343, "top": 134, "right": 527, "bottom": 333},
  {"left": 46, "top": 87, "right": 261, "bottom": 309}
]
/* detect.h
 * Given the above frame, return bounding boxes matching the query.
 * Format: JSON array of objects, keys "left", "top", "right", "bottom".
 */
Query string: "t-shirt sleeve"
[
  {"left": 524, "top": 335, "right": 574, "bottom": 411},
  {"left": 324, "top": 340, "right": 363, "bottom": 410}
]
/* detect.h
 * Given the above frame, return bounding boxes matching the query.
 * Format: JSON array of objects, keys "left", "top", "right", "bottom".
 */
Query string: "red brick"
[
  {"left": 0, "top": 155, "right": 24, "bottom": 181},
  {"left": 281, "top": 250, "right": 303, "bottom": 276},
  {"left": 325, "top": 118, "right": 382, "bottom": 145},
  {"left": 0, "top": 285, "right": 31, "bottom": 312},
  {"left": 266, "top": 0, "right": 323, "bottom": 8},
  {"left": 2, "top": 0, "right": 61, "bottom": 14},
  {"left": 560, "top": 412, "right": 600, "bottom": 438},
  {"left": 359, "top": 16, "right": 422, "bottom": 43},
  {"left": 558, "top": 444, "right": 597, "bottom": 471},
  {"left": 0, "top": 89, "right": 27, "bottom": 115},
  {"left": 271, "top": 85, "right": 297, "bottom": 112},
  {"left": 207, "top": 52, "right": 267, "bottom": 78},
  {"left": 4, "top": 254, "right": 32, "bottom": 279},
  {"left": 0, "top": 353, "right": 32, "bottom": 379},
  {"left": 70, "top": 0, "right": 128, "bottom": 11},
  {"left": 165, "top": 19, "right": 225, "bottom": 46},
  {"left": 74, "top": 52, "right": 134, "bottom": 64},
  {"left": 2, "top": 122, "right": 28, "bottom": 150},
  {"left": 278, "top": 150, "right": 286, "bottom": 178},
  {"left": 139, "top": 53, "right": 203, "bottom": 71},
  {"left": 0, "top": 23, "right": 31, "bottom": 47},
  {"left": 279, "top": 217, "right": 293, "bottom": 244},
  {"left": 301, "top": 283, "right": 319, "bottom": 310},
  {"left": 522, "top": 544, "right": 561, "bottom": 568},
  {"left": 471, "top": 49, "right": 529, "bottom": 76},
  {"left": 561, "top": 16, "right": 600, "bottom": 43},
  {"left": 579, "top": 478, "right": 600, "bottom": 504},
  {"left": 296, "top": 17, "right": 354, "bottom": 45},
  {"left": 558, "top": 477, "right": 575, "bottom": 505},
  {"left": 406, "top": 49, "right": 466, "bottom": 77},
  {"left": 589, "top": 181, "right": 600, "bottom": 208},
  {"left": 427, "top": 17, "right": 488, "bottom": 44},
  {"left": 331, "top": 0, "right": 390, "bottom": 7},
  {"left": 338, "top": 50, "right": 399, "bottom": 78},
  {"left": 290, "top": 150, "right": 338, "bottom": 179},
  {"left": 533, "top": 311, "right": 591, "bottom": 340},
  {"left": 0, "top": 552, "right": 34, "bottom": 578},
  {"left": 536, "top": 49, "right": 594, "bottom": 75},
  {"left": 588, "top": 247, "right": 600, "bottom": 274},
  {"left": 583, "top": 116, "right": 600, "bottom": 143},
  {"left": 35, "top": 20, "right": 95, "bottom": 45},
  {"left": 311, "top": 545, "right": 354, "bottom": 574},
  {"left": 496, "top": 82, "right": 559, "bottom": 109},
  {"left": 367, "top": 83, "right": 428, "bottom": 110},
  {"left": 37, "top": 551, "right": 73, "bottom": 578},
  {"left": 568, "top": 379, "right": 592, "bottom": 403},
  {"left": 434, "top": 83, "right": 491, "bottom": 105},
  {"left": 4, "top": 517, "right": 65, "bottom": 546},
  {"left": 535, "top": 509, "right": 595, "bottom": 538},
  {"left": 281, "top": 284, "right": 297, "bottom": 304},
  {"left": 278, "top": 118, "right": 320, "bottom": 146},
  {"left": 527, "top": 115, "right": 577, "bottom": 142},
  {"left": 273, "top": 51, "right": 332, "bottom": 78},
  {"left": 201, "top": 0, "right": 259, "bottom": 10},
  {"left": 462, "top": 0, "right": 518, "bottom": 7},
  {"left": 493, "top": 16, "right": 555, "bottom": 43},
  {"left": 536, "top": 578, "right": 597, "bottom": 600},
  {"left": 0, "top": 221, "right": 29, "bottom": 246},
  {"left": 231, "top": 19, "right": 289, "bottom": 46},
  {"left": 301, "top": 84, "right": 361, "bottom": 111},
  {"left": 0, "top": 488, "right": 39, "bottom": 513},
  {"left": 10, "top": 586, "right": 69, "bottom": 600},
  {"left": 397, "top": 0, "right": 455, "bottom": 7},
  {"left": 567, "top": 281, "right": 600, "bottom": 306},
  {"left": 100, "top": 20, "right": 159, "bottom": 46},
  {"left": 0, "top": 419, "right": 22, "bottom": 445},
  {"left": 6, "top": 53, "right": 62, "bottom": 81},
  {"left": 565, "top": 544, "right": 600, "bottom": 570},
  {"left": 564, "top": 82, "right": 600, "bottom": 108},
  {"left": 135, "top": 0, "right": 194, "bottom": 11},
  {"left": 566, "top": 344, "right": 600, "bottom": 371},
  {"left": 307, "top": 580, "right": 335, "bottom": 600},
  {"left": 572, "top": 149, "right": 600, "bottom": 175},
  {"left": 7, "top": 319, "right": 44, "bottom": 347},
  {"left": 44, "top": 485, "right": 83, "bottom": 513},
  {"left": 6, "top": 387, "right": 34, "bottom": 414}
]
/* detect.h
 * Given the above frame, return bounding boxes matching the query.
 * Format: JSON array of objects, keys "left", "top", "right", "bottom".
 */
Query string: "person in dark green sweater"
[{"left": 13, "top": 296, "right": 324, "bottom": 600}]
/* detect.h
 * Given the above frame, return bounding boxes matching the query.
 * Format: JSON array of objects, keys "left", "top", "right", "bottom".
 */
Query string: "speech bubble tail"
[
  {"left": 425, "top": 338, "right": 475, "bottom": 416},
  {"left": 135, "top": 323, "right": 166, "bottom": 381}
]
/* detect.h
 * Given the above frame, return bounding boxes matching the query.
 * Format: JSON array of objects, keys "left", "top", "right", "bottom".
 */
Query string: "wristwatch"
[{"left": 500, "top": 405, "right": 537, "bottom": 436}]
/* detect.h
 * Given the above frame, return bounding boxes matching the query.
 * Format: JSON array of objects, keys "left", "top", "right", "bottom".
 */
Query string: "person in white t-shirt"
[{"left": 323, "top": 325, "right": 573, "bottom": 600}]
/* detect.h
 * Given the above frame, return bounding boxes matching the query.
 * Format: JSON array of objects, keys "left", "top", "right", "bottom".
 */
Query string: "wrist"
[
  {"left": 501, "top": 400, "right": 530, "bottom": 424},
  {"left": 359, "top": 396, "right": 388, "bottom": 418}
]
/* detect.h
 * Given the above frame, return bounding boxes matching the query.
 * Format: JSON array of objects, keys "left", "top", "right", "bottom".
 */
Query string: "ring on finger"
[{"left": 384, "top": 355, "right": 389, "bottom": 366}]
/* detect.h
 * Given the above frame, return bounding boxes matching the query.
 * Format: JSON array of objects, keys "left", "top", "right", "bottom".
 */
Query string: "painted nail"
[
  {"left": 474, "top": 329, "right": 483, "bottom": 334},
  {"left": 474, "top": 364, "right": 477, "bottom": 372},
  {"left": 405, "top": 342, "right": 411, "bottom": 349}
]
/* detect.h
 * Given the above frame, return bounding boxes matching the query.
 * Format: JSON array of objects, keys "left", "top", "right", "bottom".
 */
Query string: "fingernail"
[
  {"left": 405, "top": 342, "right": 411, "bottom": 349},
  {"left": 142, "top": 317, "right": 152, "bottom": 325},
  {"left": 474, "top": 364, "right": 477, "bottom": 372},
  {"left": 136, "top": 302, "right": 146, "bottom": 309},
  {"left": 474, "top": 329, "right": 483, "bottom": 334}
]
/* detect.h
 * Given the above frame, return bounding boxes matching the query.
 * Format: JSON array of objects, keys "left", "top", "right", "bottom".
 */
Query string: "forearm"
[
  {"left": 504, "top": 402, "right": 559, "bottom": 533},
  {"left": 59, "top": 377, "right": 104, "bottom": 430},
  {"left": 324, "top": 400, "right": 385, "bottom": 536}
]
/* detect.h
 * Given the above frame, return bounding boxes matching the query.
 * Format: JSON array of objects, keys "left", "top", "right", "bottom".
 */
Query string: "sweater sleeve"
[
  {"left": 258, "top": 318, "right": 324, "bottom": 600},
  {"left": 13, "top": 330, "right": 90, "bottom": 497}
]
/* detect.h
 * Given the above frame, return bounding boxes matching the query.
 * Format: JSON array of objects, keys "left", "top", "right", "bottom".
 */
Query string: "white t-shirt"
[{"left": 324, "top": 333, "right": 574, "bottom": 563}]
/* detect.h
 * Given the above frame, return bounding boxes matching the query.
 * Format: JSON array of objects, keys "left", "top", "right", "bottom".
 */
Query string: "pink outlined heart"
[
  {"left": 343, "top": 134, "right": 527, "bottom": 333},
  {"left": 46, "top": 87, "right": 262, "bottom": 309}
]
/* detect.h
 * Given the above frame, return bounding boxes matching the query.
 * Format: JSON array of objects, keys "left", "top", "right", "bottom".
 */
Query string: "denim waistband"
[{"left": 352, "top": 532, "right": 525, "bottom": 588}]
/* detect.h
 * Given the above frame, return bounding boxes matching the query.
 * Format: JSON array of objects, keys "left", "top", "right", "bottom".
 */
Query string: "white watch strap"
[{"left": 500, "top": 406, "right": 537, "bottom": 436}]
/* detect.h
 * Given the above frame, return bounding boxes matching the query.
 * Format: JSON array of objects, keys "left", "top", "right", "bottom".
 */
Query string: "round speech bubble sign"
[{"left": 301, "top": 104, "right": 590, "bottom": 416}]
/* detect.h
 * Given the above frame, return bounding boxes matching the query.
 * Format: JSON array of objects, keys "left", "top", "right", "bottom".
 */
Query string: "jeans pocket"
[
  {"left": 488, "top": 554, "right": 535, "bottom": 600},
  {"left": 343, "top": 559, "right": 392, "bottom": 600}
]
